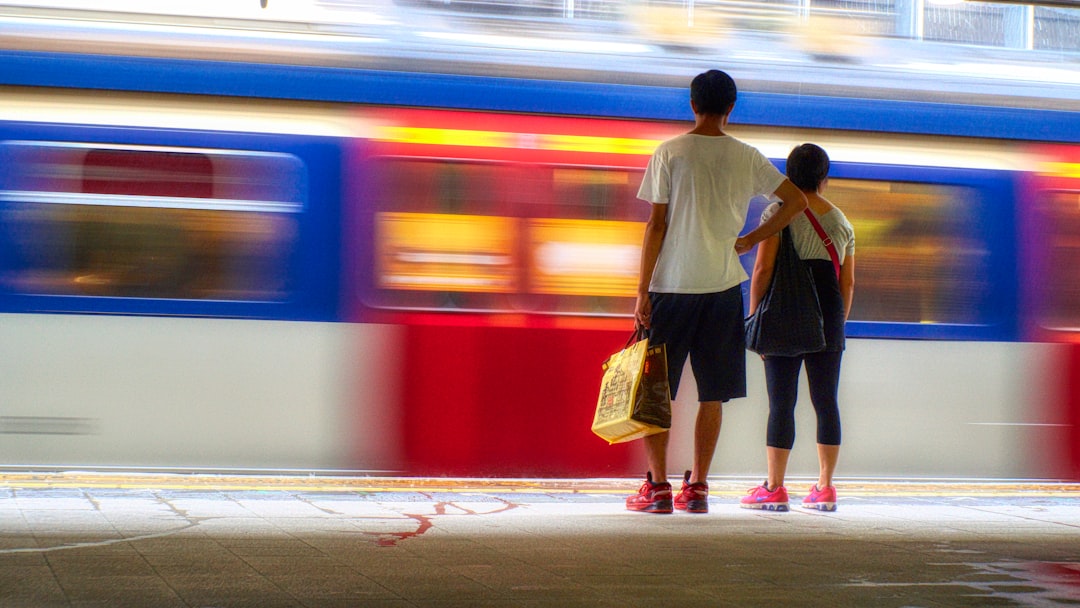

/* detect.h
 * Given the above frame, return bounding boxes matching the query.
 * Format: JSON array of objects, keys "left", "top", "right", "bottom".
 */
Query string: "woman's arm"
[
  {"left": 748, "top": 233, "right": 779, "bottom": 315},
  {"left": 840, "top": 254, "right": 855, "bottom": 321}
]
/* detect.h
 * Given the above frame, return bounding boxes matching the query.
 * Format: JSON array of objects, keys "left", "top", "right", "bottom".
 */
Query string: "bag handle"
[
  {"left": 803, "top": 209, "right": 840, "bottom": 280},
  {"left": 624, "top": 326, "right": 648, "bottom": 349}
]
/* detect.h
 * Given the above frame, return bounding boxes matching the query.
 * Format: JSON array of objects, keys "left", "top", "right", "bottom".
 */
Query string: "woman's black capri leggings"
[{"left": 764, "top": 350, "right": 843, "bottom": 449}]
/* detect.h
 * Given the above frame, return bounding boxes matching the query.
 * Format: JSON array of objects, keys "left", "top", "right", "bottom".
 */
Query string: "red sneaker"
[
  {"left": 626, "top": 472, "right": 673, "bottom": 514},
  {"left": 739, "top": 482, "right": 789, "bottom": 512},
  {"left": 802, "top": 484, "right": 837, "bottom": 511},
  {"left": 673, "top": 470, "right": 709, "bottom": 513}
]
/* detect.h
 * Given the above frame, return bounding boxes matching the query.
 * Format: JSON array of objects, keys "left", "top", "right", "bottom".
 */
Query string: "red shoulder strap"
[{"left": 803, "top": 209, "right": 840, "bottom": 280}]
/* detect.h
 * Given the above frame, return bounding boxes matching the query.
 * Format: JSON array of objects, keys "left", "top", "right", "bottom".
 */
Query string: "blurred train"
[{"left": 1, "top": 40, "right": 1079, "bottom": 481}]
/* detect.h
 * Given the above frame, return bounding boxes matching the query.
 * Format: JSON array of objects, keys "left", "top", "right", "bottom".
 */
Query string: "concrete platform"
[{"left": 1, "top": 473, "right": 1078, "bottom": 607}]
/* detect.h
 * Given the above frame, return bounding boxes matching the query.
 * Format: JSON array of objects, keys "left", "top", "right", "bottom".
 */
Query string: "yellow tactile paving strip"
[{"left": 1, "top": 471, "right": 1078, "bottom": 498}]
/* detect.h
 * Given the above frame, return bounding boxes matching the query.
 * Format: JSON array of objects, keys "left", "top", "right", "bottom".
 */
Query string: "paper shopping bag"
[{"left": 591, "top": 331, "right": 672, "bottom": 444}]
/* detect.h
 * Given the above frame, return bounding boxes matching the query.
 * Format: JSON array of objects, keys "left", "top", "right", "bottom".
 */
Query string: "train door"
[
  {"left": 1026, "top": 144, "right": 1080, "bottom": 480},
  {"left": 347, "top": 108, "right": 679, "bottom": 476}
]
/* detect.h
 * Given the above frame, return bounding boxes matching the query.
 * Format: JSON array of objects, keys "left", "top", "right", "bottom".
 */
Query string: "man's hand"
[
  {"left": 735, "top": 236, "right": 754, "bottom": 255},
  {"left": 634, "top": 293, "right": 651, "bottom": 330}
]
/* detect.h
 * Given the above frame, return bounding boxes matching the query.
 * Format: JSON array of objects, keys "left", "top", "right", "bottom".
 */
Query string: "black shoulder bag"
[{"left": 744, "top": 225, "right": 826, "bottom": 357}]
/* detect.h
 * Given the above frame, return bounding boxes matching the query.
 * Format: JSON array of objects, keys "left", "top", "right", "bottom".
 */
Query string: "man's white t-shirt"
[{"left": 637, "top": 133, "right": 786, "bottom": 294}]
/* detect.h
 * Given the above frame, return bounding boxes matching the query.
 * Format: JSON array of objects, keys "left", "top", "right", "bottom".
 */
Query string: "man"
[{"left": 629, "top": 69, "right": 808, "bottom": 514}]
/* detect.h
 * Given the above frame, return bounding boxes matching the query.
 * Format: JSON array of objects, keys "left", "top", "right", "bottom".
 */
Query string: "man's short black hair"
[
  {"left": 690, "top": 70, "right": 737, "bottom": 116},
  {"left": 786, "top": 143, "right": 830, "bottom": 192}
]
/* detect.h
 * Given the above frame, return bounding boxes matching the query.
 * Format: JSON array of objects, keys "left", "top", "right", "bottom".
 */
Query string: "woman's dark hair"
[
  {"left": 786, "top": 143, "right": 830, "bottom": 192},
  {"left": 690, "top": 70, "right": 737, "bottom": 116}
]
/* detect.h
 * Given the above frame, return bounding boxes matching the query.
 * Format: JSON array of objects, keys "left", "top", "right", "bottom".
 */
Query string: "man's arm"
[
  {"left": 634, "top": 203, "right": 668, "bottom": 329},
  {"left": 735, "top": 179, "right": 807, "bottom": 255}
]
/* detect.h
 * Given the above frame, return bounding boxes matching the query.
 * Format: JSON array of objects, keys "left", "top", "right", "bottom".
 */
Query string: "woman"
[{"left": 740, "top": 143, "right": 855, "bottom": 512}]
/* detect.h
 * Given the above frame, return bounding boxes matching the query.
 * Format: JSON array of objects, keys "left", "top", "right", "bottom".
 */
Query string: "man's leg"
[
  {"left": 645, "top": 292, "right": 690, "bottom": 486},
  {"left": 690, "top": 400, "right": 722, "bottom": 483},
  {"left": 644, "top": 430, "right": 669, "bottom": 484},
  {"left": 628, "top": 425, "right": 673, "bottom": 513},
  {"left": 687, "top": 287, "right": 744, "bottom": 485}
]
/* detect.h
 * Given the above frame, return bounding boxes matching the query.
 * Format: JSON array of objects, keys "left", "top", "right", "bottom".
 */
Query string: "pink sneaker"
[
  {"left": 673, "top": 470, "right": 709, "bottom": 513},
  {"left": 740, "top": 483, "right": 789, "bottom": 512},
  {"left": 626, "top": 472, "right": 673, "bottom": 514},
  {"left": 802, "top": 484, "right": 837, "bottom": 511}
]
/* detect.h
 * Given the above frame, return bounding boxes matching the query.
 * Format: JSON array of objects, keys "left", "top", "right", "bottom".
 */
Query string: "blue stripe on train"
[{"left": 1, "top": 50, "right": 1077, "bottom": 144}]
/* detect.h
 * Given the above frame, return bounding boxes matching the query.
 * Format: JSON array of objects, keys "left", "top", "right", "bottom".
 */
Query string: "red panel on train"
[{"left": 398, "top": 323, "right": 640, "bottom": 477}]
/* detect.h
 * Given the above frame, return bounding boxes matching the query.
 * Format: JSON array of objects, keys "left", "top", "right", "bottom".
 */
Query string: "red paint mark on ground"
[
  {"left": 373, "top": 513, "right": 434, "bottom": 547},
  {"left": 371, "top": 499, "right": 519, "bottom": 547}
]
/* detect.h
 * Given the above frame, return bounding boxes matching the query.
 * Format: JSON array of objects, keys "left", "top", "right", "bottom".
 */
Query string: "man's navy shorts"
[{"left": 648, "top": 286, "right": 746, "bottom": 402}]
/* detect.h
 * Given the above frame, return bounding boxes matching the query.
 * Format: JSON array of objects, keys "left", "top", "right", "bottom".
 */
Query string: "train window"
[
  {"left": 0, "top": 142, "right": 303, "bottom": 301},
  {"left": 546, "top": 167, "right": 646, "bottom": 222},
  {"left": 367, "top": 158, "right": 520, "bottom": 311},
  {"left": 526, "top": 167, "right": 647, "bottom": 316},
  {"left": 826, "top": 178, "right": 988, "bottom": 324},
  {"left": 366, "top": 157, "right": 648, "bottom": 315},
  {"left": 1035, "top": 190, "right": 1080, "bottom": 331}
]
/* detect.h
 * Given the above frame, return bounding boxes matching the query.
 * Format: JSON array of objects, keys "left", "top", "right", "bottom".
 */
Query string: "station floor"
[{"left": 1, "top": 472, "right": 1078, "bottom": 608}]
